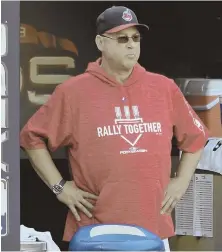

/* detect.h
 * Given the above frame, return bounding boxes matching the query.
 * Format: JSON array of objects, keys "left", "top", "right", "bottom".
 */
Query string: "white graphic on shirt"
[
  {"left": 97, "top": 105, "right": 162, "bottom": 155},
  {"left": 183, "top": 98, "right": 205, "bottom": 136}
]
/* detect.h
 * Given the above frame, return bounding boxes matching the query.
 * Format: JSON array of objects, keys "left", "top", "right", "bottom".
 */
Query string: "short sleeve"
[
  {"left": 20, "top": 85, "right": 74, "bottom": 152},
  {"left": 171, "top": 83, "right": 209, "bottom": 152}
]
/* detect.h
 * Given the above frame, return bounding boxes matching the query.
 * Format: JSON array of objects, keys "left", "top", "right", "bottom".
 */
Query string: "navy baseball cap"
[{"left": 96, "top": 6, "right": 149, "bottom": 35}]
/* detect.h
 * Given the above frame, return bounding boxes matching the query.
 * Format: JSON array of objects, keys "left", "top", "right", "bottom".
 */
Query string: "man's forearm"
[
  {"left": 25, "top": 148, "right": 64, "bottom": 188},
  {"left": 176, "top": 148, "right": 204, "bottom": 182}
]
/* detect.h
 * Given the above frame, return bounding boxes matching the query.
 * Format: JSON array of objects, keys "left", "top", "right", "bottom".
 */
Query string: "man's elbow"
[{"left": 20, "top": 127, "right": 46, "bottom": 151}]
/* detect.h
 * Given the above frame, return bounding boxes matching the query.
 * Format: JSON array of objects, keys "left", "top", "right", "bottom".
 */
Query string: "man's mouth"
[{"left": 126, "top": 54, "right": 136, "bottom": 58}]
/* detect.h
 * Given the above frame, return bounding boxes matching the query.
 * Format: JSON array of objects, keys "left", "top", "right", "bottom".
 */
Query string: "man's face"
[{"left": 100, "top": 26, "right": 141, "bottom": 71}]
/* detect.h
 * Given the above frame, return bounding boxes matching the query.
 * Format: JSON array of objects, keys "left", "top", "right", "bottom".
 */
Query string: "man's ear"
[{"left": 95, "top": 35, "right": 104, "bottom": 52}]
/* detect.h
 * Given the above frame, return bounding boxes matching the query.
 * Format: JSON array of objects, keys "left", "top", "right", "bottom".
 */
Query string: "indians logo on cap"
[{"left": 122, "top": 9, "right": 133, "bottom": 22}]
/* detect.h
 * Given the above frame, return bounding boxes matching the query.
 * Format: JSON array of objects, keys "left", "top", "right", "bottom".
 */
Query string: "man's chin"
[{"left": 122, "top": 61, "right": 137, "bottom": 71}]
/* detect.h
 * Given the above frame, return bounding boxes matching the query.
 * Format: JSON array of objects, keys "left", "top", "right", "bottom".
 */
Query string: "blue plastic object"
[{"left": 69, "top": 224, "right": 165, "bottom": 251}]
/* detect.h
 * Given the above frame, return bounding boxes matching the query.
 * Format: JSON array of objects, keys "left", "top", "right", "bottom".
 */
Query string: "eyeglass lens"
[{"left": 117, "top": 34, "right": 141, "bottom": 43}]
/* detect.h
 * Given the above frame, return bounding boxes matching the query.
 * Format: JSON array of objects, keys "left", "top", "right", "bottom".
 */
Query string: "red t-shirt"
[{"left": 20, "top": 59, "right": 209, "bottom": 241}]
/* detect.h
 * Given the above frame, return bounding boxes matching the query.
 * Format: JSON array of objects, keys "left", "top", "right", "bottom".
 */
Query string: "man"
[{"left": 20, "top": 6, "right": 209, "bottom": 251}]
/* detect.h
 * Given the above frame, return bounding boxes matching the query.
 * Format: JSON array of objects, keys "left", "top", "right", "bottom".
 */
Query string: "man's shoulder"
[
  {"left": 144, "top": 70, "right": 177, "bottom": 89},
  {"left": 54, "top": 72, "right": 93, "bottom": 93},
  {"left": 143, "top": 70, "right": 184, "bottom": 101}
]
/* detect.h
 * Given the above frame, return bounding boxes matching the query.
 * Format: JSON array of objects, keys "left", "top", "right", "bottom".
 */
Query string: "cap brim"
[{"left": 105, "top": 23, "right": 149, "bottom": 34}]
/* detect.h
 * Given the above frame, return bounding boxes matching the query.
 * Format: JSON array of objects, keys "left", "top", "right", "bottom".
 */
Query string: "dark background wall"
[
  {"left": 20, "top": 1, "right": 222, "bottom": 250},
  {"left": 20, "top": 1, "right": 222, "bottom": 78}
]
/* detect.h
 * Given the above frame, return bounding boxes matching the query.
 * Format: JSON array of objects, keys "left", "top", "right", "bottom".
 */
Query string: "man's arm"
[
  {"left": 161, "top": 81, "right": 209, "bottom": 214},
  {"left": 176, "top": 148, "right": 204, "bottom": 182},
  {"left": 161, "top": 148, "right": 204, "bottom": 215},
  {"left": 20, "top": 85, "right": 72, "bottom": 187},
  {"left": 20, "top": 84, "right": 98, "bottom": 221},
  {"left": 24, "top": 147, "right": 98, "bottom": 221},
  {"left": 25, "top": 149, "right": 63, "bottom": 188}
]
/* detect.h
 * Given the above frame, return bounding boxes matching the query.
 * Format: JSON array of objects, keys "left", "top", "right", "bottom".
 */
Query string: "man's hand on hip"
[
  {"left": 56, "top": 181, "right": 98, "bottom": 221},
  {"left": 161, "top": 177, "right": 190, "bottom": 215}
]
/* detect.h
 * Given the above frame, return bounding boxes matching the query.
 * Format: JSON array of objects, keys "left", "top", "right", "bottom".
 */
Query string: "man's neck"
[{"left": 100, "top": 58, "right": 133, "bottom": 84}]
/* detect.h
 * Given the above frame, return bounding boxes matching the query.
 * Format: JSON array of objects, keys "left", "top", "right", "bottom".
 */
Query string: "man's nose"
[{"left": 126, "top": 38, "right": 137, "bottom": 48}]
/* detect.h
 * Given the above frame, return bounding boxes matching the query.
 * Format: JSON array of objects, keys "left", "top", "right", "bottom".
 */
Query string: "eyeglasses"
[{"left": 101, "top": 34, "right": 142, "bottom": 44}]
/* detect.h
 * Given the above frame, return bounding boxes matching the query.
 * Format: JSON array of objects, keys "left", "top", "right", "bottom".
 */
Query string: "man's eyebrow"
[{"left": 117, "top": 32, "right": 140, "bottom": 36}]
